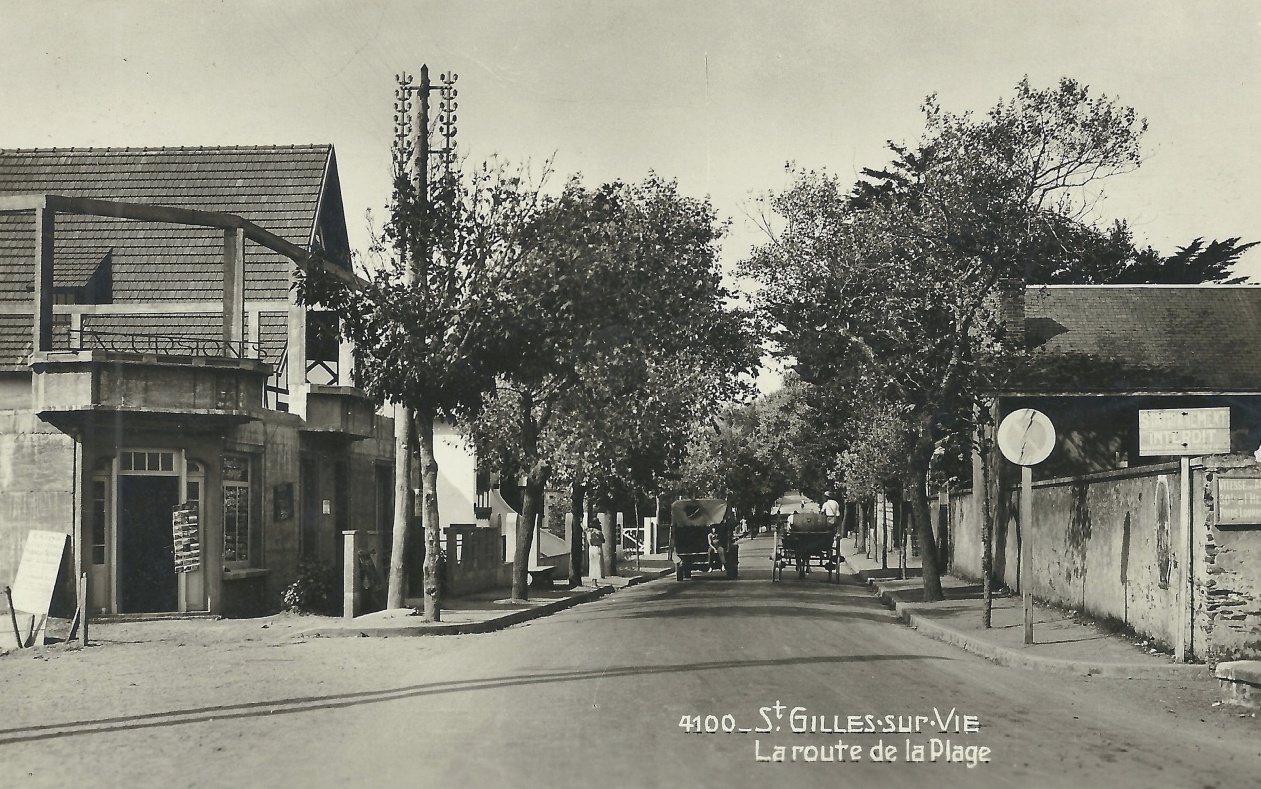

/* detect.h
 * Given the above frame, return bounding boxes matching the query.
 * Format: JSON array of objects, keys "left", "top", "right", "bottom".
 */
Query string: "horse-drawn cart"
[
  {"left": 772, "top": 510, "right": 842, "bottom": 582},
  {"left": 671, "top": 498, "right": 739, "bottom": 581}
]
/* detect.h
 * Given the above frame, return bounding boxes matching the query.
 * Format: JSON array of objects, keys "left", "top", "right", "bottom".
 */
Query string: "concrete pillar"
[
  {"left": 287, "top": 302, "right": 308, "bottom": 418},
  {"left": 343, "top": 530, "right": 364, "bottom": 619}
]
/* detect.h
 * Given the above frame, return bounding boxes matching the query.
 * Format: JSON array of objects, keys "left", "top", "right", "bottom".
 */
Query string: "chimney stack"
[{"left": 997, "top": 278, "right": 1026, "bottom": 347}]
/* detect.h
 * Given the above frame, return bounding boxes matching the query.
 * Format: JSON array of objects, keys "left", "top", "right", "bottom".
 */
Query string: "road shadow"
[
  {"left": 606, "top": 603, "right": 898, "bottom": 624},
  {"left": 0, "top": 653, "right": 956, "bottom": 746}
]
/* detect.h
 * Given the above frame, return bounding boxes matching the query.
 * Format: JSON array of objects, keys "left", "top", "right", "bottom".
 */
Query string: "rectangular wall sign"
[{"left": 1138, "top": 407, "right": 1231, "bottom": 456}]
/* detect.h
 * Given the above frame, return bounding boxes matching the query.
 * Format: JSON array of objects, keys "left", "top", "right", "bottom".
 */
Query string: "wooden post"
[
  {"left": 1022, "top": 465, "right": 1034, "bottom": 645},
  {"left": 4, "top": 586, "right": 22, "bottom": 649},
  {"left": 222, "top": 227, "right": 245, "bottom": 349},
  {"left": 33, "top": 205, "right": 55, "bottom": 353},
  {"left": 1176, "top": 456, "right": 1192, "bottom": 662}
]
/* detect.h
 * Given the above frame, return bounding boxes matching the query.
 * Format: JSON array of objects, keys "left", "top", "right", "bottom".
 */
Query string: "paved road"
[{"left": 2, "top": 536, "right": 1258, "bottom": 788}]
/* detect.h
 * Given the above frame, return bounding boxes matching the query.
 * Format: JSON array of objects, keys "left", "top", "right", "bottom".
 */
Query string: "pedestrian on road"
[
  {"left": 823, "top": 490, "right": 842, "bottom": 536},
  {"left": 587, "top": 521, "right": 606, "bottom": 585}
]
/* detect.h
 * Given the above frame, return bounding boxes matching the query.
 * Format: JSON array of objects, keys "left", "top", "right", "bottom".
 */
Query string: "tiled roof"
[
  {"left": 0, "top": 145, "right": 347, "bottom": 364},
  {"left": 1024, "top": 285, "right": 1261, "bottom": 391}
]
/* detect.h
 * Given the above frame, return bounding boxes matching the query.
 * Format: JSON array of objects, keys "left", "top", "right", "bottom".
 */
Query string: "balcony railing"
[{"left": 69, "top": 327, "right": 265, "bottom": 360}]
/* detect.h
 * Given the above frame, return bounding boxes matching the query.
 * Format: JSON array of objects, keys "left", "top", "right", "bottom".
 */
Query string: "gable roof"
[
  {"left": 0, "top": 145, "right": 348, "bottom": 295},
  {"left": 0, "top": 145, "right": 351, "bottom": 365},
  {"left": 1024, "top": 285, "right": 1261, "bottom": 391}
]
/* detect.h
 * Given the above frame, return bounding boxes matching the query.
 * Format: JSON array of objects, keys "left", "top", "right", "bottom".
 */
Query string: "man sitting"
[{"left": 707, "top": 527, "right": 726, "bottom": 569}]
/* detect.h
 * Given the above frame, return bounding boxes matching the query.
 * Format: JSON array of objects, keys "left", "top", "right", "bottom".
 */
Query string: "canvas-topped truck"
[{"left": 670, "top": 498, "right": 739, "bottom": 581}]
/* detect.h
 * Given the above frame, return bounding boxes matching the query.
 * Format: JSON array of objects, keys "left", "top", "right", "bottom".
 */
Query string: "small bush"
[{"left": 281, "top": 558, "right": 338, "bottom": 615}]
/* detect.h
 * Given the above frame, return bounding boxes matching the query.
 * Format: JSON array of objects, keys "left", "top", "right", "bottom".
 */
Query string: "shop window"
[
  {"left": 187, "top": 461, "right": 203, "bottom": 508},
  {"left": 119, "top": 451, "right": 174, "bottom": 473},
  {"left": 223, "top": 455, "right": 251, "bottom": 565},
  {"left": 90, "top": 479, "right": 107, "bottom": 565}
]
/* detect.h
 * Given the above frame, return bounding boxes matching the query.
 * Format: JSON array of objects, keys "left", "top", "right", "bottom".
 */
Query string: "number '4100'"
[{"left": 679, "top": 714, "right": 737, "bottom": 734}]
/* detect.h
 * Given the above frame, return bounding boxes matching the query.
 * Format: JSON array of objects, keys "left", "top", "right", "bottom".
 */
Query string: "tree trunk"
[
  {"left": 899, "top": 493, "right": 909, "bottom": 580},
  {"left": 980, "top": 432, "right": 995, "bottom": 628},
  {"left": 386, "top": 404, "right": 414, "bottom": 610},
  {"left": 881, "top": 497, "right": 889, "bottom": 570},
  {"left": 661, "top": 495, "right": 673, "bottom": 559},
  {"left": 417, "top": 412, "right": 443, "bottom": 621},
  {"left": 512, "top": 484, "right": 539, "bottom": 601},
  {"left": 568, "top": 480, "right": 586, "bottom": 587},
  {"left": 909, "top": 435, "right": 945, "bottom": 602},
  {"left": 599, "top": 509, "right": 617, "bottom": 576},
  {"left": 512, "top": 462, "right": 550, "bottom": 601}
]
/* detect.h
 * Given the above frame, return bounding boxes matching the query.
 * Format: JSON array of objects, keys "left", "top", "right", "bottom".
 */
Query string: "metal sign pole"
[
  {"left": 1177, "top": 455, "right": 1191, "bottom": 662},
  {"left": 997, "top": 408, "right": 1056, "bottom": 647},
  {"left": 1022, "top": 465, "right": 1034, "bottom": 644}
]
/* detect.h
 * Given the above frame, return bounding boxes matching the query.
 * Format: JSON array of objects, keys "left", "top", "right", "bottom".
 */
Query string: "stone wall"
[
  {"left": 943, "top": 455, "right": 1261, "bottom": 660},
  {"left": 1195, "top": 457, "right": 1261, "bottom": 661},
  {"left": 1020, "top": 467, "right": 1181, "bottom": 647},
  {"left": 944, "top": 462, "right": 1184, "bottom": 650},
  {"left": 943, "top": 491, "right": 978, "bottom": 580},
  {"left": 0, "top": 412, "right": 75, "bottom": 600}
]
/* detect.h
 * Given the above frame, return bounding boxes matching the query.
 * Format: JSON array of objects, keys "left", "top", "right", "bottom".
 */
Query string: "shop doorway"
[{"left": 118, "top": 475, "right": 180, "bottom": 613}]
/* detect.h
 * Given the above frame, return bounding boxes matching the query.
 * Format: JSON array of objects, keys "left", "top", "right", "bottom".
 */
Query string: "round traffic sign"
[{"left": 997, "top": 409, "right": 1056, "bottom": 466}]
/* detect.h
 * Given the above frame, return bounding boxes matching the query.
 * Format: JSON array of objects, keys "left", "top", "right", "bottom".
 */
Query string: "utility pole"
[{"left": 386, "top": 66, "right": 458, "bottom": 611}]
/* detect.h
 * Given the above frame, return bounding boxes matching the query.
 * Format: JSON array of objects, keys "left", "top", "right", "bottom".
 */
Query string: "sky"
[{"left": 4, "top": 1, "right": 1261, "bottom": 387}]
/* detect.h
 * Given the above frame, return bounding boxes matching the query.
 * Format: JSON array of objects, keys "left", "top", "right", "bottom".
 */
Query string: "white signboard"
[
  {"left": 1138, "top": 408, "right": 1230, "bottom": 456},
  {"left": 10, "top": 530, "right": 69, "bottom": 646},
  {"left": 1215, "top": 476, "right": 1261, "bottom": 527}
]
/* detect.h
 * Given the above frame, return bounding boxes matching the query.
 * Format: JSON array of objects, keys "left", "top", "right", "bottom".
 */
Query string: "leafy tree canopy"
[{"left": 740, "top": 77, "right": 1161, "bottom": 600}]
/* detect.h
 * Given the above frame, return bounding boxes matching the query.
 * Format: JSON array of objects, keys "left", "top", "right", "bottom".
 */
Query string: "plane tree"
[
  {"left": 468, "top": 175, "right": 757, "bottom": 596},
  {"left": 741, "top": 77, "right": 1152, "bottom": 601},
  {"left": 296, "top": 158, "right": 546, "bottom": 620}
]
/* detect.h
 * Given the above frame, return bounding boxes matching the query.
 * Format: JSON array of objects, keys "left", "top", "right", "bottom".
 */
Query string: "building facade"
[
  {"left": 944, "top": 283, "right": 1261, "bottom": 660},
  {"left": 0, "top": 146, "right": 395, "bottom": 617}
]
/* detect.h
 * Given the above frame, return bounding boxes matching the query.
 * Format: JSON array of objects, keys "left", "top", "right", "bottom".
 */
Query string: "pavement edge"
[
  {"left": 852, "top": 568, "right": 1211, "bottom": 679},
  {"left": 296, "top": 566, "right": 673, "bottom": 639}
]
